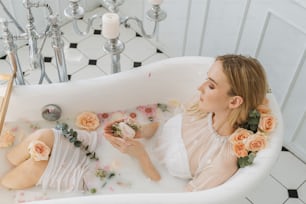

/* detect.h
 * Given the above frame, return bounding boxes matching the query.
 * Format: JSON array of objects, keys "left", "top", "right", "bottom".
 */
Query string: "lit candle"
[
  {"left": 102, "top": 13, "right": 120, "bottom": 39},
  {"left": 149, "top": 0, "right": 163, "bottom": 5}
]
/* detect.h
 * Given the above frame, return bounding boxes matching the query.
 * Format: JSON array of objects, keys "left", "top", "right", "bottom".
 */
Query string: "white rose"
[{"left": 118, "top": 122, "right": 136, "bottom": 139}]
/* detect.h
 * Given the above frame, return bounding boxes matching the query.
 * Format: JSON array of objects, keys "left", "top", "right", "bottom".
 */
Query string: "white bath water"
[{"left": 0, "top": 111, "right": 187, "bottom": 203}]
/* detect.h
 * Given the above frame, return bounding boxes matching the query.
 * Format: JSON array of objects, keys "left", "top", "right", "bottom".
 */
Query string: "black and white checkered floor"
[{"left": 0, "top": 6, "right": 305, "bottom": 204}]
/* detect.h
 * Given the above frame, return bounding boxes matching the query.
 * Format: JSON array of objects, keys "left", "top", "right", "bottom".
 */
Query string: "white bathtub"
[{"left": 0, "top": 56, "right": 283, "bottom": 204}]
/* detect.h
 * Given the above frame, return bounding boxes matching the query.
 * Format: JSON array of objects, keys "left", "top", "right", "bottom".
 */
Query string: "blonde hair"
[{"left": 187, "top": 54, "right": 268, "bottom": 128}]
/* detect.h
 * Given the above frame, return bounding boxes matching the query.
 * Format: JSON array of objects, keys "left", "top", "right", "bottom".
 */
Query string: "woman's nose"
[{"left": 198, "top": 82, "right": 206, "bottom": 92}]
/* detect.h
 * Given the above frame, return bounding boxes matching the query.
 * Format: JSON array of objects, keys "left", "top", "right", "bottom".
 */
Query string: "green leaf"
[
  {"left": 74, "top": 140, "right": 81, "bottom": 147},
  {"left": 157, "top": 103, "right": 169, "bottom": 112},
  {"left": 248, "top": 118, "right": 259, "bottom": 125},
  {"left": 90, "top": 188, "right": 96, "bottom": 194},
  {"left": 69, "top": 137, "right": 77, "bottom": 143},
  {"left": 248, "top": 152, "right": 256, "bottom": 163},
  {"left": 238, "top": 155, "right": 254, "bottom": 168}
]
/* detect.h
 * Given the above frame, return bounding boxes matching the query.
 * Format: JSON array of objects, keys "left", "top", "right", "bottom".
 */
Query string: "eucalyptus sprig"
[
  {"left": 241, "top": 109, "right": 261, "bottom": 133},
  {"left": 55, "top": 122, "right": 99, "bottom": 161}
]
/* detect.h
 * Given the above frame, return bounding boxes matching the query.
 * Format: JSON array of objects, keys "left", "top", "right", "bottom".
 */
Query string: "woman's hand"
[
  {"left": 104, "top": 119, "right": 144, "bottom": 159},
  {"left": 103, "top": 120, "right": 161, "bottom": 181},
  {"left": 104, "top": 132, "right": 146, "bottom": 159}
]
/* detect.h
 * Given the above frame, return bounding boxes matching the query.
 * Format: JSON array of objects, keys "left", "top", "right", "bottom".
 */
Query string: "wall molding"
[
  {"left": 255, "top": 10, "right": 306, "bottom": 58},
  {"left": 198, "top": 0, "right": 210, "bottom": 56},
  {"left": 281, "top": 49, "right": 306, "bottom": 111},
  {"left": 234, "top": 0, "right": 251, "bottom": 53},
  {"left": 291, "top": 0, "right": 306, "bottom": 9},
  {"left": 254, "top": 10, "right": 306, "bottom": 110},
  {"left": 182, "top": 0, "right": 192, "bottom": 56}
]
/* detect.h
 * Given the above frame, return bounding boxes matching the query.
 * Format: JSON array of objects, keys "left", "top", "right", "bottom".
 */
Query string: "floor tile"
[
  {"left": 271, "top": 151, "right": 306, "bottom": 189},
  {"left": 0, "top": 60, "right": 10, "bottom": 73},
  {"left": 284, "top": 198, "right": 305, "bottom": 204},
  {"left": 70, "top": 65, "right": 106, "bottom": 81},
  {"left": 246, "top": 175, "right": 288, "bottom": 204},
  {"left": 64, "top": 48, "right": 89, "bottom": 74},
  {"left": 124, "top": 37, "right": 156, "bottom": 62},
  {"left": 143, "top": 53, "right": 169, "bottom": 65},
  {"left": 298, "top": 181, "right": 306, "bottom": 203},
  {"left": 77, "top": 35, "right": 107, "bottom": 59},
  {"left": 119, "top": 26, "right": 137, "bottom": 43}
]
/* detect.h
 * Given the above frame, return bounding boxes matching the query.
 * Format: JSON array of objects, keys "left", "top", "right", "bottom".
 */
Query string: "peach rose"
[
  {"left": 257, "top": 104, "right": 271, "bottom": 114},
  {"left": 258, "top": 114, "right": 276, "bottom": 133},
  {"left": 245, "top": 132, "right": 267, "bottom": 152},
  {"left": 76, "top": 112, "right": 100, "bottom": 131},
  {"left": 28, "top": 140, "right": 51, "bottom": 161},
  {"left": 230, "top": 128, "right": 252, "bottom": 144},
  {"left": 0, "top": 130, "right": 15, "bottom": 148},
  {"left": 232, "top": 142, "right": 248, "bottom": 158}
]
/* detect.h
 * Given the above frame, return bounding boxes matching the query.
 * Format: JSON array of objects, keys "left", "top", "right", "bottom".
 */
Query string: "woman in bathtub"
[{"left": 104, "top": 54, "right": 270, "bottom": 191}]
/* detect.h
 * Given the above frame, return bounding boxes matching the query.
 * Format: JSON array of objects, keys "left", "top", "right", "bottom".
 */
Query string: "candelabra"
[{"left": 64, "top": 0, "right": 167, "bottom": 73}]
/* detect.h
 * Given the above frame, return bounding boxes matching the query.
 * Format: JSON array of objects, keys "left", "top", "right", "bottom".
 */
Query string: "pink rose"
[
  {"left": 232, "top": 142, "right": 248, "bottom": 158},
  {"left": 28, "top": 140, "right": 51, "bottom": 161},
  {"left": 137, "top": 104, "right": 157, "bottom": 121},
  {"left": 76, "top": 112, "right": 100, "bottom": 131},
  {"left": 230, "top": 128, "right": 252, "bottom": 144},
  {"left": 259, "top": 114, "right": 276, "bottom": 133},
  {"left": 0, "top": 130, "right": 15, "bottom": 148},
  {"left": 245, "top": 132, "right": 267, "bottom": 152}
]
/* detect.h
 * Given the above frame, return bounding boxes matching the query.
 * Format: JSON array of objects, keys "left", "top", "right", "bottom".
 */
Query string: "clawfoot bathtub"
[{"left": 0, "top": 56, "right": 283, "bottom": 204}]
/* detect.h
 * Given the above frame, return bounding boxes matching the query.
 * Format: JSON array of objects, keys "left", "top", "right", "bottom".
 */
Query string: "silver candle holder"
[{"left": 103, "top": 38, "right": 125, "bottom": 73}]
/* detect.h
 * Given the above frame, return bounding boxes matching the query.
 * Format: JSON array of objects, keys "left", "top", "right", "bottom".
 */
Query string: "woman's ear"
[{"left": 229, "top": 96, "right": 243, "bottom": 109}]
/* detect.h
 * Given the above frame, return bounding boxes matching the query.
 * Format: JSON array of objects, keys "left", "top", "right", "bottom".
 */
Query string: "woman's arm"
[{"left": 125, "top": 138, "right": 160, "bottom": 181}]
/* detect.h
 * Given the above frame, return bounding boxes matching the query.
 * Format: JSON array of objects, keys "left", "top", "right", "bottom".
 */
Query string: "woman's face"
[{"left": 198, "top": 60, "right": 232, "bottom": 113}]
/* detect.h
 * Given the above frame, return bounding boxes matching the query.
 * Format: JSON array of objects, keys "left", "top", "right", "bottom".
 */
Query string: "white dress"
[
  {"left": 155, "top": 112, "right": 238, "bottom": 191},
  {"left": 37, "top": 129, "right": 98, "bottom": 192}
]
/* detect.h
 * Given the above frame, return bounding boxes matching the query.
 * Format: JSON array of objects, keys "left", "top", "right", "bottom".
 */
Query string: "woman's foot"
[
  {"left": 1, "top": 158, "right": 48, "bottom": 189},
  {"left": 6, "top": 129, "right": 54, "bottom": 166}
]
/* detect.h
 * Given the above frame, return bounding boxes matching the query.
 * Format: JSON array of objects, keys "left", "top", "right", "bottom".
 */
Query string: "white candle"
[
  {"left": 149, "top": 0, "right": 163, "bottom": 5},
  {"left": 102, "top": 13, "right": 120, "bottom": 39}
]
